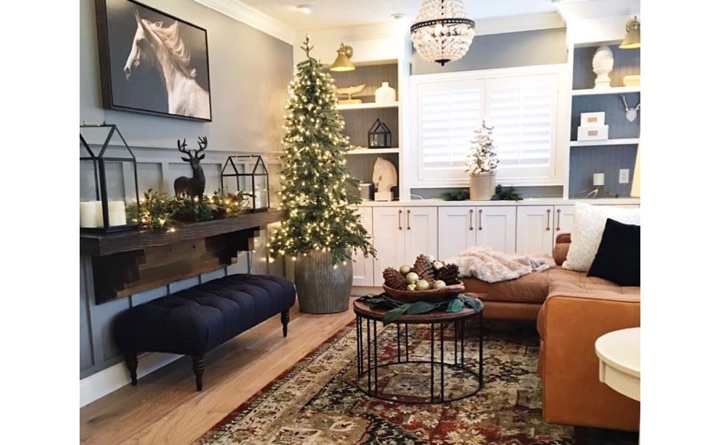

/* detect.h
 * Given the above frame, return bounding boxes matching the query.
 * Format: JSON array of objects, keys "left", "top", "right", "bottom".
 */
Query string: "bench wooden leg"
[
  {"left": 281, "top": 310, "right": 290, "bottom": 337},
  {"left": 192, "top": 355, "right": 205, "bottom": 391},
  {"left": 124, "top": 352, "right": 138, "bottom": 386}
]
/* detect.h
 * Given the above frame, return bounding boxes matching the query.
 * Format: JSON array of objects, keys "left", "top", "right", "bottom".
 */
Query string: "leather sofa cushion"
[{"left": 463, "top": 267, "right": 600, "bottom": 305}]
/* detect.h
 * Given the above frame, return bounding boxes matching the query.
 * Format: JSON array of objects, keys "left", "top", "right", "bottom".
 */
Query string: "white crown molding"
[
  {"left": 555, "top": 0, "right": 640, "bottom": 22},
  {"left": 193, "top": 0, "right": 296, "bottom": 44},
  {"left": 473, "top": 12, "right": 566, "bottom": 35}
]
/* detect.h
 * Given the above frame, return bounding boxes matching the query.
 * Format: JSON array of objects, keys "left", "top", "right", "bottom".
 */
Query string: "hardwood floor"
[{"left": 79, "top": 298, "right": 359, "bottom": 445}]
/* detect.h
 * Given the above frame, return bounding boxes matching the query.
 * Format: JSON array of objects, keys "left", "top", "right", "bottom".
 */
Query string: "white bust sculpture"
[{"left": 372, "top": 157, "right": 397, "bottom": 192}]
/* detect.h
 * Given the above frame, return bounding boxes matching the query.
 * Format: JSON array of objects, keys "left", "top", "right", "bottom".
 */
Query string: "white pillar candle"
[
  {"left": 593, "top": 173, "right": 605, "bottom": 186},
  {"left": 108, "top": 201, "right": 127, "bottom": 226},
  {"left": 95, "top": 201, "right": 104, "bottom": 227},
  {"left": 80, "top": 201, "right": 98, "bottom": 228}
]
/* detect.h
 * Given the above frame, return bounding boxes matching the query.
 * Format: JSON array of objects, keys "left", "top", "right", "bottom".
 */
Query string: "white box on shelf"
[
  {"left": 577, "top": 125, "right": 609, "bottom": 141},
  {"left": 580, "top": 112, "right": 605, "bottom": 126}
]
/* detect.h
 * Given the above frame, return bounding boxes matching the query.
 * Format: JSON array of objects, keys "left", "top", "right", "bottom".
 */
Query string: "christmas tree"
[
  {"left": 268, "top": 36, "right": 376, "bottom": 265},
  {"left": 465, "top": 120, "right": 499, "bottom": 175}
]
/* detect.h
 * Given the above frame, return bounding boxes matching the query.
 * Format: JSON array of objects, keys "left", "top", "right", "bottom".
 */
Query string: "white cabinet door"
[
  {"left": 516, "top": 206, "right": 555, "bottom": 255},
  {"left": 438, "top": 206, "right": 516, "bottom": 259},
  {"left": 475, "top": 206, "right": 517, "bottom": 254},
  {"left": 351, "top": 206, "right": 375, "bottom": 286},
  {"left": 403, "top": 207, "right": 438, "bottom": 265},
  {"left": 438, "top": 207, "right": 477, "bottom": 260},
  {"left": 372, "top": 207, "right": 408, "bottom": 285},
  {"left": 372, "top": 206, "right": 437, "bottom": 285},
  {"left": 553, "top": 204, "right": 575, "bottom": 238}
]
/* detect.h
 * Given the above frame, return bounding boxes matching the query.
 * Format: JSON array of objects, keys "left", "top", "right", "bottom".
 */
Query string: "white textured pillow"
[{"left": 562, "top": 202, "right": 641, "bottom": 272}]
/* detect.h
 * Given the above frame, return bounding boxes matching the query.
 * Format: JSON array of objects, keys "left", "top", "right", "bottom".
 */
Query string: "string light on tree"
[{"left": 267, "top": 35, "right": 376, "bottom": 265}]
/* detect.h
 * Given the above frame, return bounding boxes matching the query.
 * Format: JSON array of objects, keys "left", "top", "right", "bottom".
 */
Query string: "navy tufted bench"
[{"left": 113, "top": 273, "right": 296, "bottom": 391}]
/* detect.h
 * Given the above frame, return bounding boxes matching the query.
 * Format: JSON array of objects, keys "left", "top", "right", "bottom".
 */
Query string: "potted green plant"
[
  {"left": 268, "top": 36, "right": 376, "bottom": 314},
  {"left": 466, "top": 120, "right": 499, "bottom": 200}
]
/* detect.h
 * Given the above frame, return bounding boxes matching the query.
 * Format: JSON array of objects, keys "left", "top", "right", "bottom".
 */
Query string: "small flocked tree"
[
  {"left": 465, "top": 120, "right": 499, "bottom": 175},
  {"left": 268, "top": 36, "right": 376, "bottom": 266}
]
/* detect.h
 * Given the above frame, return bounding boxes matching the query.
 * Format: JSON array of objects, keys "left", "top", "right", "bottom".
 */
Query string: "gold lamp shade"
[
  {"left": 330, "top": 43, "right": 355, "bottom": 71},
  {"left": 619, "top": 16, "right": 640, "bottom": 49}
]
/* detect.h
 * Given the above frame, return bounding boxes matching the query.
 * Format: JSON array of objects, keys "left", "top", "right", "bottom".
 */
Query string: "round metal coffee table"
[{"left": 353, "top": 296, "right": 483, "bottom": 404}]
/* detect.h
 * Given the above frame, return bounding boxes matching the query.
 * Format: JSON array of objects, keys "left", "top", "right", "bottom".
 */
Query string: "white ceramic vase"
[
  {"left": 375, "top": 82, "right": 396, "bottom": 104},
  {"left": 592, "top": 45, "right": 614, "bottom": 89},
  {"left": 469, "top": 172, "right": 496, "bottom": 201}
]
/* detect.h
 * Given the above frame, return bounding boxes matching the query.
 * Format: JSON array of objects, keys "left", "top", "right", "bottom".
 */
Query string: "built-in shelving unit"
[
  {"left": 568, "top": 43, "right": 640, "bottom": 198},
  {"left": 330, "top": 61, "right": 402, "bottom": 200}
]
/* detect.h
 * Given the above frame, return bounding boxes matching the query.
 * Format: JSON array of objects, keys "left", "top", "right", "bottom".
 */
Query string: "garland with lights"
[
  {"left": 133, "top": 188, "right": 253, "bottom": 230},
  {"left": 268, "top": 36, "right": 376, "bottom": 265}
]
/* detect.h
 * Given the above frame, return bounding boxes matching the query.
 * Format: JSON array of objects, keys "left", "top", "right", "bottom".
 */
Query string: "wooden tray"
[{"left": 382, "top": 281, "right": 464, "bottom": 303}]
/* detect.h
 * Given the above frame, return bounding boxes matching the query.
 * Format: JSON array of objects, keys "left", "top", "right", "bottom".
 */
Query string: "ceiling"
[{"left": 232, "top": 0, "right": 561, "bottom": 31}]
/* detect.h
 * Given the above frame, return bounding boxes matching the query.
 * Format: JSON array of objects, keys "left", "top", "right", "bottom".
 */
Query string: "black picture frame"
[{"left": 95, "top": 0, "right": 212, "bottom": 121}]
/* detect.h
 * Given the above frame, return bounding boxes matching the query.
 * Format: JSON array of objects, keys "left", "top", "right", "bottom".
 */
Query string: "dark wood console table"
[{"left": 80, "top": 209, "right": 286, "bottom": 304}]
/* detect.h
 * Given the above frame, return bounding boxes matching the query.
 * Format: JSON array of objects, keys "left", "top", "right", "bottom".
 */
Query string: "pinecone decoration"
[
  {"left": 413, "top": 254, "right": 435, "bottom": 282},
  {"left": 436, "top": 263, "right": 460, "bottom": 285},
  {"left": 383, "top": 267, "right": 407, "bottom": 290}
]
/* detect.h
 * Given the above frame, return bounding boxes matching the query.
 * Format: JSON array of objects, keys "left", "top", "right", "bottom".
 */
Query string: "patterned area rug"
[{"left": 195, "top": 319, "right": 637, "bottom": 445}]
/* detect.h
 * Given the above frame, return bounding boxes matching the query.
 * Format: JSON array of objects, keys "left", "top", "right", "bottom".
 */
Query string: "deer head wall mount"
[
  {"left": 620, "top": 95, "right": 641, "bottom": 122},
  {"left": 174, "top": 136, "right": 207, "bottom": 202}
]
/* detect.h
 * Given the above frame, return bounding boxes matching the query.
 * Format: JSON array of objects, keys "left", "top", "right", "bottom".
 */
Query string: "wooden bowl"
[{"left": 382, "top": 281, "right": 465, "bottom": 303}]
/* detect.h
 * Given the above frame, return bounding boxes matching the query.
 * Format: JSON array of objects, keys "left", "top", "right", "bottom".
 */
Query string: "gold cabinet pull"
[
  {"left": 398, "top": 209, "right": 402, "bottom": 230},
  {"left": 406, "top": 209, "right": 411, "bottom": 230},
  {"left": 545, "top": 209, "right": 551, "bottom": 231},
  {"left": 556, "top": 208, "right": 561, "bottom": 231},
  {"left": 469, "top": 209, "right": 474, "bottom": 231},
  {"left": 477, "top": 209, "right": 483, "bottom": 231}
]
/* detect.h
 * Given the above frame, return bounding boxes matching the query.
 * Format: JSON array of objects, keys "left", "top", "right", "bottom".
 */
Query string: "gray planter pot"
[{"left": 294, "top": 249, "right": 353, "bottom": 314}]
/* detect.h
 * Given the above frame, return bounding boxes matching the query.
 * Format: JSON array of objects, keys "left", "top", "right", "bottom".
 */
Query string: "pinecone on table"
[
  {"left": 413, "top": 254, "right": 435, "bottom": 282},
  {"left": 383, "top": 267, "right": 407, "bottom": 290},
  {"left": 435, "top": 263, "right": 460, "bottom": 285}
]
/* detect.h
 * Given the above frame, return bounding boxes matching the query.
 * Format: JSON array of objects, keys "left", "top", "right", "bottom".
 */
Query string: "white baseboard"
[{"left": 80, "top": 352, "right": 181, "bottom": 408}]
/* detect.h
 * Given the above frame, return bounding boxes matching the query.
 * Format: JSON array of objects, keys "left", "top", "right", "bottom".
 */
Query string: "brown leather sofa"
[{"left": 462, "top": 233, "right": 640, "bottom": 433}]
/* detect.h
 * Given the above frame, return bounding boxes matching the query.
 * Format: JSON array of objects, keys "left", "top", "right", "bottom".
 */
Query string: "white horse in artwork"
[
  {"left": 124, "top": 10, "right": 211, "bottom": 120},
  {"left": 372, "top": 157, "right": 397, "bottom": 193}
]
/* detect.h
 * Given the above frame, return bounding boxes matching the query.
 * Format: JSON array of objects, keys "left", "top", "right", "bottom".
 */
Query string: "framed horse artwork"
[{"left": 95, "top": 0, "right": 212, "bottom": 121}]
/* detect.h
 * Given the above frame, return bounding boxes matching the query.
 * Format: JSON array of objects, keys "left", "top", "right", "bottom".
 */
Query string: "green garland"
[
  {"left": 357, "top": 293, "right": 483, "bottom": 325},
  {"left": 131, "top": 187, "right": 253, "bottom": 230}
]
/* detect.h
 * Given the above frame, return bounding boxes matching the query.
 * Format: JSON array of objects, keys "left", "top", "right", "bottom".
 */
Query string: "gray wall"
[
  {"left": 79, "top": 0, "right": 293, "bottom": 379},
  {"left": 411, "top": 28, "right": 568, "bottom": 75}
]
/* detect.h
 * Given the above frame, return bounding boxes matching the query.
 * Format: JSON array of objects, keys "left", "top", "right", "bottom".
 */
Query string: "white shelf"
[
  {"left": 347, "top": 148, "right": 399, "bottom": 155},
  {"left": 572, "top": 86, "right": 640, "bottom": 96},
  {"left": 337, "top": 101, "right": 399, "bottom": 110},
  {"left": 570, "top": 138, "right": 640, "bottom": 147}
]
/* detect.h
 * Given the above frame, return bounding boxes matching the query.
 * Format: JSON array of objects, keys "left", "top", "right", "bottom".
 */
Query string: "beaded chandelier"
[{"left": 410, "top": 0, "right": 476, "bottom": 66}]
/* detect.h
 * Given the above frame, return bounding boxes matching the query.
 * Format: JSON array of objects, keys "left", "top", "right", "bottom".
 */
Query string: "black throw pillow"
[{"left": 587, "top": 218, "right": 640, "bottom": 286}]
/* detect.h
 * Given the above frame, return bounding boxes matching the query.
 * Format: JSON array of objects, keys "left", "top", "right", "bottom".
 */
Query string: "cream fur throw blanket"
[{"left": 447, "top": 246, "right": 555, "bottom": 283}]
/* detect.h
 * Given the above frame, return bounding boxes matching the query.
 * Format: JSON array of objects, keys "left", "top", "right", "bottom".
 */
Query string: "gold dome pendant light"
[
  {"left": 619, "top": 16, "right": 640, "bottom": 49},
  {"left": 410, "top": 0, "right": 476, "bottom": 66},
  {"left": 330, "top": 43, "right": 355, "bottom": 71}
]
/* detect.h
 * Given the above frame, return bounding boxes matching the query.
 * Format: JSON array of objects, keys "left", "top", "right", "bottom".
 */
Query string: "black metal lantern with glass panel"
[
  {"left": 80, "top": 123, "right": 140, "bottom": 233},
  {"left": 220, "top": 155, "right": 270, "bottom": 212},
  {"left": 368, "top": 118, "right": 392, "bottom": 148}
]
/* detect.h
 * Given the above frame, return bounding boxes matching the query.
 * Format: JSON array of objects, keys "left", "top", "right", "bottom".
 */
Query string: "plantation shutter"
[
  {"left": 485, "top": 74, "right": 558, "bottom": 179},
  {"left": 416, "top": 80, "right": 483, "bottom": 181},
  {"left": 411, "top": 70, "right": 561, "bottom": 187}
]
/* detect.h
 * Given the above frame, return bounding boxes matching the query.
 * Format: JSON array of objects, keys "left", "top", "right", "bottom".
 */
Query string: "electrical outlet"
[{"left": 619, "top": 169, "right": 629, "bottom": 184}]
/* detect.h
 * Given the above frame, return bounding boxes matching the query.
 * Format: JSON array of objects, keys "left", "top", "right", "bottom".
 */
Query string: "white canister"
[{"left": 374, "top": 82, "right": 396, "bottom": 104}]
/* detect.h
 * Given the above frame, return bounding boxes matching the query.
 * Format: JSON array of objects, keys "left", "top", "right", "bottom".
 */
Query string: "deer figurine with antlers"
[{"left": 174, "top": 136, "right": 207, "bottom": 202}]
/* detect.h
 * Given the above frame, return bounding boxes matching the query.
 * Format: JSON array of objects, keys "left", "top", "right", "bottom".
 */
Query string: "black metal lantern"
[
  {"left": 220, "top": 155, "right": 270, "bottom": 212},
  {"left": 368, "top": 118, "right": 392, "bottom": 148},
  {"left": 80, "top": 123, "right": 140, "bottom": 233}
]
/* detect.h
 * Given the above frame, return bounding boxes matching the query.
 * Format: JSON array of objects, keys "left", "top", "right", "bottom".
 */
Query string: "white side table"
[{"left": 595, "top": 327, "right": 640, "bottom": 401}]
